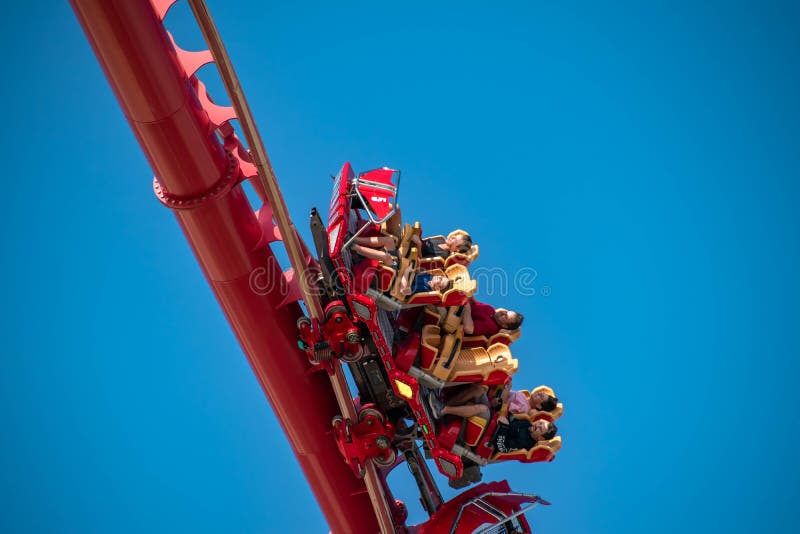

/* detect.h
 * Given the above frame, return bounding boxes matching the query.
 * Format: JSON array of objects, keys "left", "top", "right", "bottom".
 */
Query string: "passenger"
[
  {"left": 350, "top": 235, "right": 398, "bottom": 267},
  {"left": 426, "top": 384, "right": 490, "bottom": 420},
  {"left": 503, "top": 387, "right": 559, "bottom": 415},
  {"left": 494, "top": 416, "right": 557, "bottom": 453},
  {"left": 399, "top": 265, "right": 452, "bottom": 296},
  {"left": 428, "top": 384, "right": 557, "bottom": 422},
  {"left": 383, "top": 204, "right": 473, "bottom": 259},
  {"left": 412, "top": 232, "right": 473, "bottom": 260},
  {"left": 462, "top": 300, "right": 524, "bottom": 337}
]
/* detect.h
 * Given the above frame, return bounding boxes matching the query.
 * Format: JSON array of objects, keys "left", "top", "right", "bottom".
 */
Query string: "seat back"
[
  {"left": 530, "top": 385, "right": 564, "bottom": 422},
  {"left": 428, "top": 330, "right": 464, "bottom": 381},
  {"left": 441, "top": 305, "right": 465, "bottom": 335},
  {"left": 420, "top": 324, "right": 442, "bottom": 372},
  {"left": 403, "top": 264, "right": 475, "bottom": 307},
  {"left": 446, "top": 343, "right": 518, "bottom": 384},
  {"left": 461, "top": 327, "right": 521, "bottom": 349},
  {"left": 464, "top": 415, "right": 490, "bottom": 448},
  {"left": 444, "top": 244, "right": 479, "bottom": 268},
  {"left": 445, "top": 264, "right": 476, "bottom": 297},
  {"left": 423, "top": 306, "right": 445, "bottom": 326},
  {"left": 402, "top": 267, "right": 445, "bottom": 305},
  {"left": 490, "top": 436, "right": 562, "bottom": 463},
  {"left": 444, "top": 229, "right": 479, "bottom": 267}
]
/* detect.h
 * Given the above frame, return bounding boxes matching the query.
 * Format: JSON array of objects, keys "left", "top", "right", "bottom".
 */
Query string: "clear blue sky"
[{"left": 1, "top": 1, "right": 798, "bottom": 532}]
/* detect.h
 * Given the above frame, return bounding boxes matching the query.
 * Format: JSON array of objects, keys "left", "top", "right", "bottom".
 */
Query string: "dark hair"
[
  {"left": 504, "top": 311, "right": 524, "bottom": 330},
  {"left": 540, "top": 395, "right": 558, "bottom": 412},
  {"left": 454, "top": 233, "right": 473, "bottom": 254},
  {"left": 441, "top": 278, "right": 453, "bottom": 291},
  {"left": 542, "top": 422, "right": 558, "bottom": 441}
]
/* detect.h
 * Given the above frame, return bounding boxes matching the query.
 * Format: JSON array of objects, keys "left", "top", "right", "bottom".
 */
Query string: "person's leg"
[
  {"left": 441, "top": 404, "right": 490, "bottom": 419},
  {"left": 352, "top": 243, "right": 394, "bottom": 264},
  {"left": 354, "top": 235, "right": 396, "bottom": 251},
  {"left": 500, "top": 386, "right": 510, "bottom": 405},
  {"left": 446, "top": 384, "right": 487, "bottom": 406},
  {"left": 385, "top": 204, "right": 403, "bottom": 239}
]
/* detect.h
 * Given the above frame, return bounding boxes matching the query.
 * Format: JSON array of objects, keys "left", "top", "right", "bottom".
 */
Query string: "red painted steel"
[
  {"left": 70, "top": 1, "right": 381, "bottom": 532},
  {"left": 416, "top": 481, "right": 540, "bottom": 534}
]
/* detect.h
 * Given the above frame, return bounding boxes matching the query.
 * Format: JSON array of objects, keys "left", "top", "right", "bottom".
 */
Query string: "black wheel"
[
  {"left": 373, "top": 447, "right": 397, "bottom": 467},
  {"left": 358, "top": 407, "right": 385, "bottom": 424},
  {"left": 331, "top": 415, "right": 351, "bottom": 440},
  {"left": 325, "top": 305, "right": 348, "bottom": 321},
  {"left": 341, "top": 344, "right": 364, "bottom": 363}
]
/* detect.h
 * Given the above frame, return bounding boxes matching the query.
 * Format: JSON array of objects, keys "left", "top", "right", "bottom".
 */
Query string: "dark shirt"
[
  {"left": 421, "top": 237, "right": 450, "bottom": 260},
  {"left": 495, "top": 417, "right": 536, "bottom": 453},
  {"left": 470, "top": 301, "right": 500, "bottom": 337},
  {"left": 410, "top": 272, "right": 434, "bottom": 294}
]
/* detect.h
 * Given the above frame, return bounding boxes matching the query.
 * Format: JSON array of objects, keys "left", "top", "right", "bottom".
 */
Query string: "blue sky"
[{"left": 2, "top": 1, "right": 798, "bottom": 532}]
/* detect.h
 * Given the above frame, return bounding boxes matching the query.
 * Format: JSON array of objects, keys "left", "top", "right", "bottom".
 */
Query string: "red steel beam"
[{"left": 70, "top": 1, "right": 381, "bottom": 532}]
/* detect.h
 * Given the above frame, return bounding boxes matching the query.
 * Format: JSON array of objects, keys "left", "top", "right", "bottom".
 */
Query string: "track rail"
[
  {"left": 185, "top": 2, "right": 396, "bottom": 530},
  {"left": 70, "top": 1, "right": 394, "bottom": 531}
]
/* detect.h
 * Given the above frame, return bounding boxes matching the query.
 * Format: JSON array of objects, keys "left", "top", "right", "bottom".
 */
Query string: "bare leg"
[
  {"left": 442, "top": 404, "right": 490, "bottom": 419},
  {"left": 446, "top": 384, "right": 487, "bottom": 406},
  {"left": 352, "top": 243, "right": 394, "bottom": 265},
  {"left": 354, "top": 235, "right": 396, "bottom": 251},
  {"left": 385, "top": 205, "right": 403, "bottom": 239}
]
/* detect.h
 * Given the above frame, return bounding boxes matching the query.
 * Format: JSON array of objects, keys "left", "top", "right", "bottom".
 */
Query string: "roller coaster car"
[
  {"left": 312, "top": 163, "right": 541, "bottom": 484},
  {"left": 306, "top": 163, "right": 461, "bottom": 481}
]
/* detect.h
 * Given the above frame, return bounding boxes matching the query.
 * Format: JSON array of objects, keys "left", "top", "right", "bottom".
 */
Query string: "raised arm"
[
  {"left": 399, "top": 264, "right": 414, "bottom": 295},
  {"left": 462, "top": 300, "right": 475, "bottom": 334}
]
